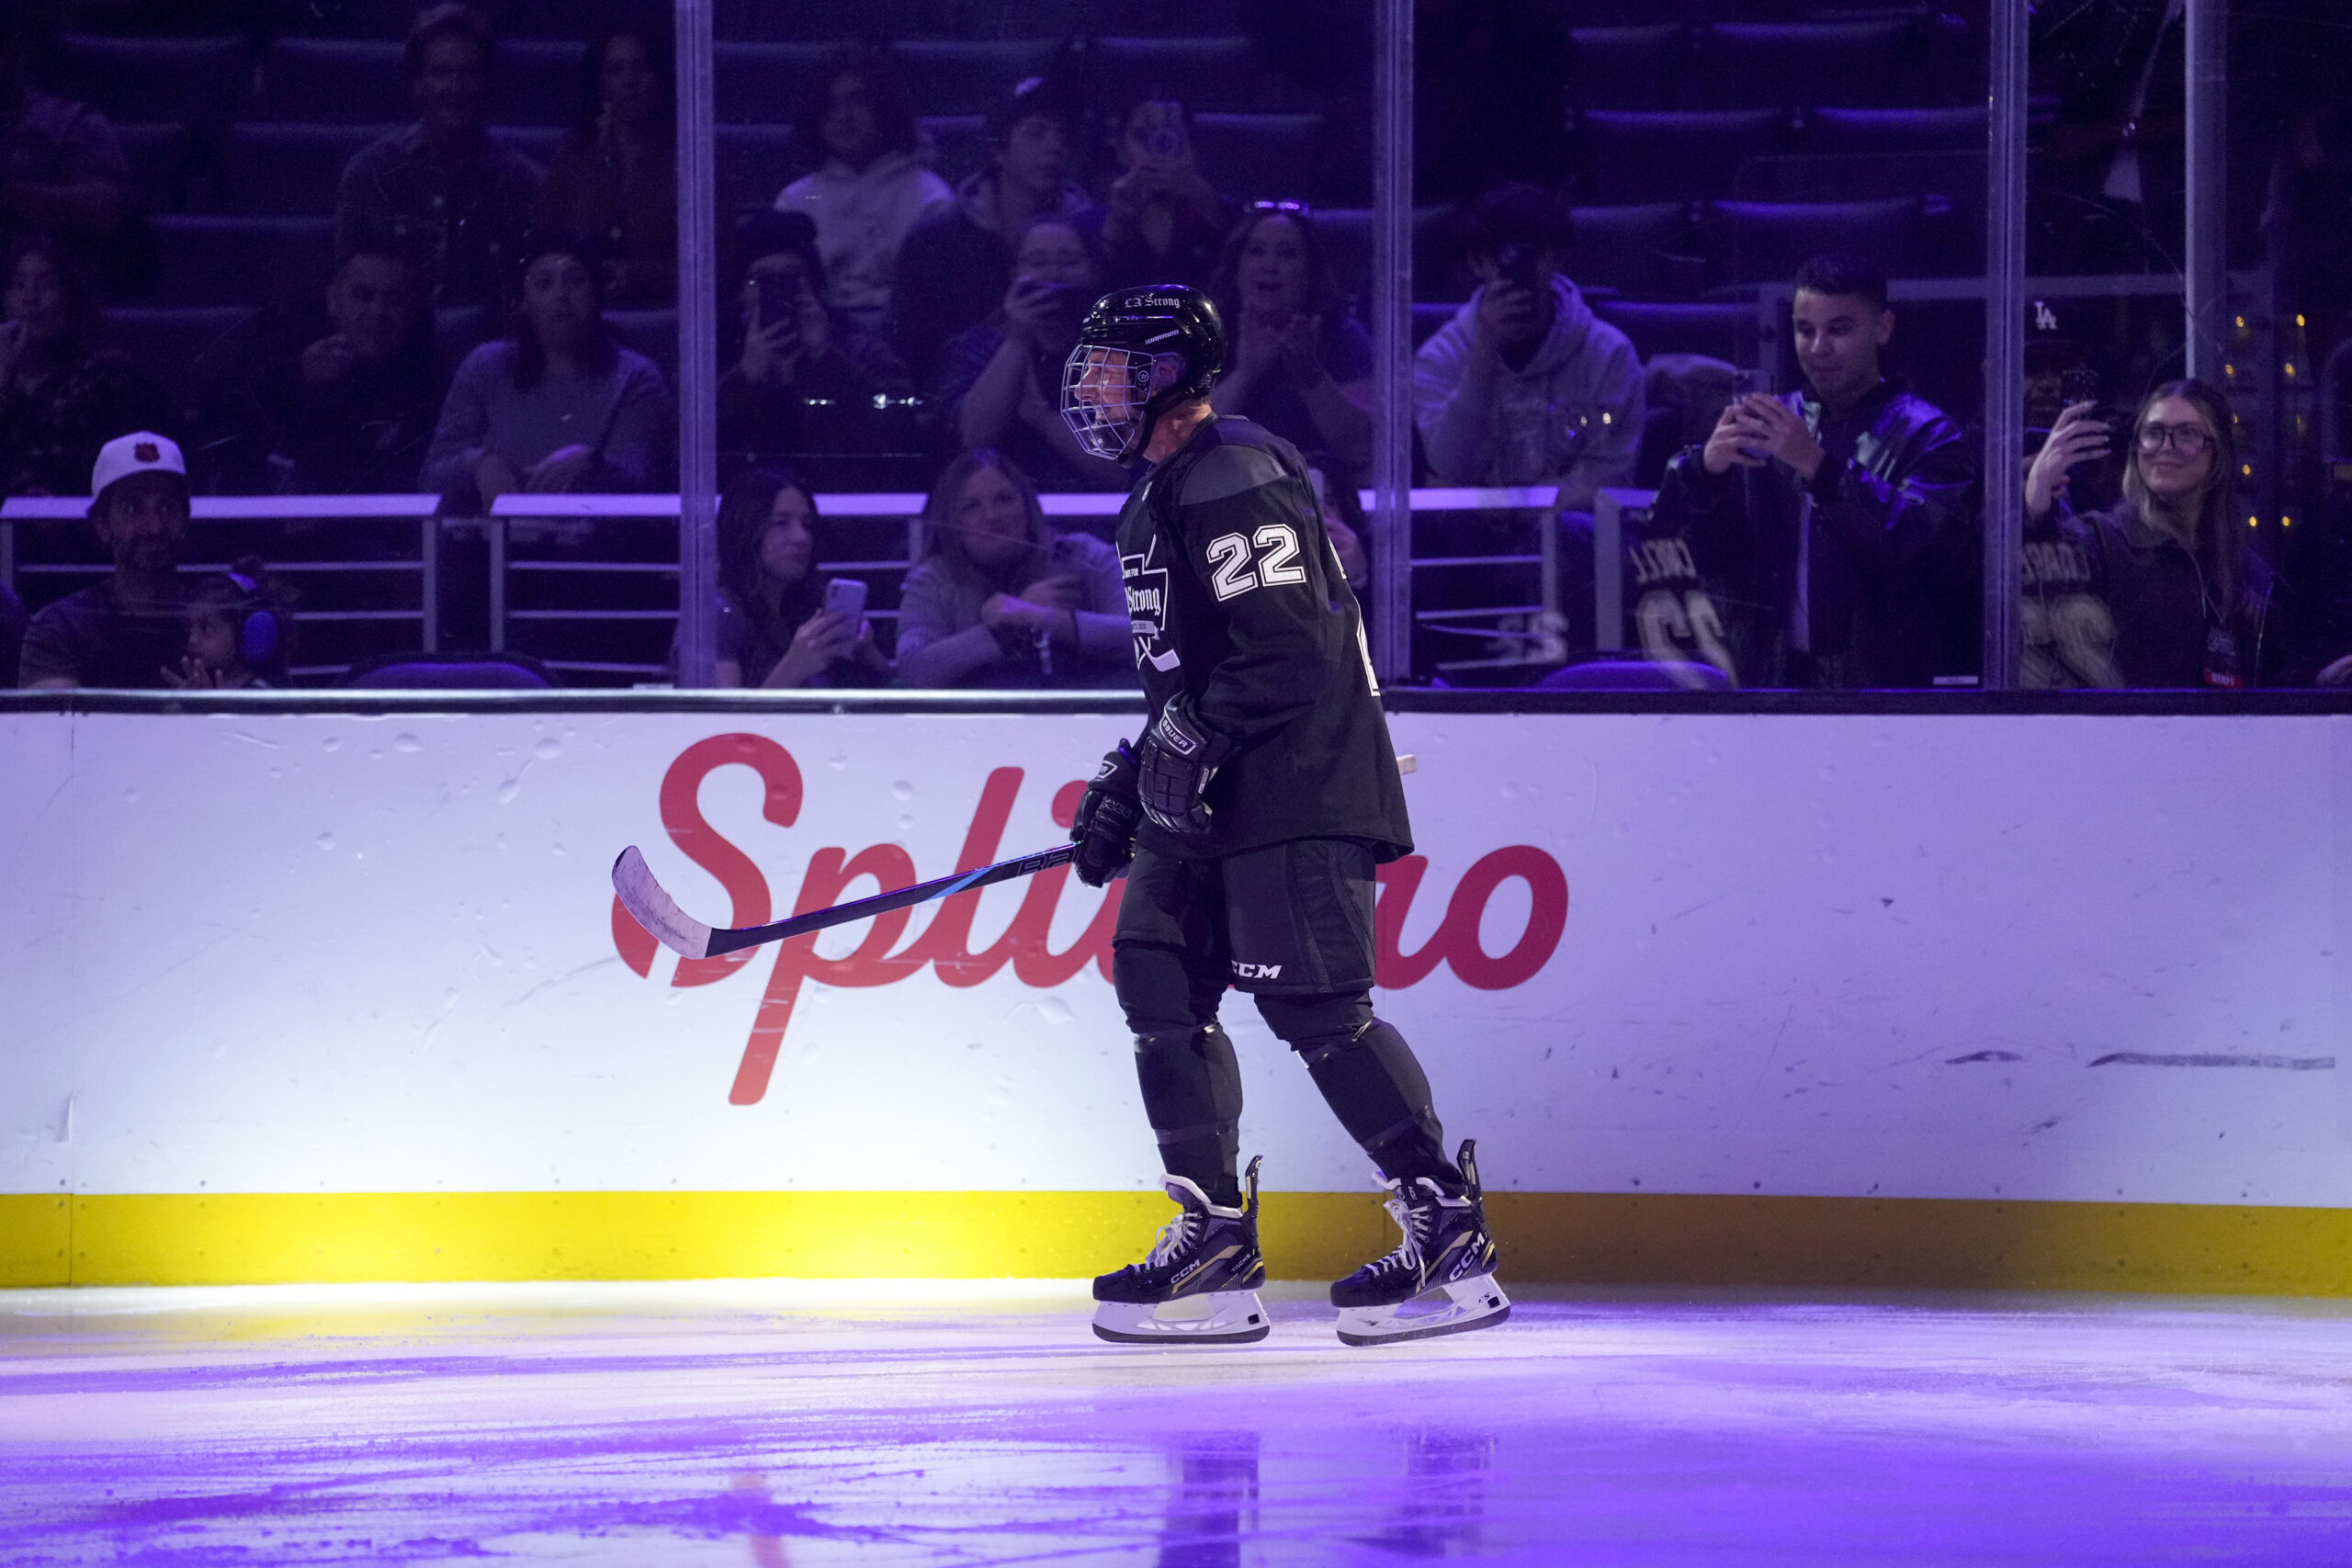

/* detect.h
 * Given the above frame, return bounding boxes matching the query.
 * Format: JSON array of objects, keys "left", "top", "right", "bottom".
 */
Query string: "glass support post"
[
  {"left": 1369, "top": 0, "right": 1414, "bottom": 685},
  {"left": 2184, "top": 0, "right": 2227, "bottom": 383},
  {"left": 673, "top": 0, "right": 718, "bottom": 688},
  {"left": 1982, "top": 0, "right": 2028, "bottom": 690}
]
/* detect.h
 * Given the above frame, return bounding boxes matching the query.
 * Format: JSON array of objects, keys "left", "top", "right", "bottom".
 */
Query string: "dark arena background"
[{"left": 5, "top": 1, "right": 2352, "bottom": 1562}]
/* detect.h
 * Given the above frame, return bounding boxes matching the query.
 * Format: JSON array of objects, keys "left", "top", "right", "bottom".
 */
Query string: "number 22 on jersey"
[{"left": 1205, "top": 525, "right": 1307, "bottom": 601}]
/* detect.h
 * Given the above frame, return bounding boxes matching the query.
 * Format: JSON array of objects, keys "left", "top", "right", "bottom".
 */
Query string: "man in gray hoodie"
[{"left": 1413, "top": 184, "right": 1645, "bottom": 511}]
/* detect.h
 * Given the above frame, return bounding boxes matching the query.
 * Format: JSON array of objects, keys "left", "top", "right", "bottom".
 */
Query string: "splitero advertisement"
[{"left": 2, "top": 708, "right": 2346, "bottom": 1218}]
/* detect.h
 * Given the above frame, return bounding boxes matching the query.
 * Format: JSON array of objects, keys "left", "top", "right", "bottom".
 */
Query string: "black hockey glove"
[
  {"left": 1136, "top": 694, "right": 1233, "bottom": 845},
  {"left": 1069, "top": 739, "right": 1142, "bottom": 888}
]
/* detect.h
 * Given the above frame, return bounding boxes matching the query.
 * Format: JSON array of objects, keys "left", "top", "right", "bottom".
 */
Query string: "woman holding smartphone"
[
  {"left": 929, "top": 213, "right": 1125, "bottom": 492},
  {"left": 711, "top": 464, "right": 888, "bottom": 688},
  {"left": 895, "top": 447, "right": 1131, "bottom": 690},
  {"left": 719, "top": 211, "right": 912, "bottom": 470}
]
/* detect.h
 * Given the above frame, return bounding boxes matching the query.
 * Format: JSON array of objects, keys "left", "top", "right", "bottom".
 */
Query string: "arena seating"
[
  {"left": 1592, "top": 300, "right": 1755, "bottom": 365},
  {"left": 1561, "top": 203, "right": 1702, "bottom": 301},
  {"left": 1091, "top": 36, "right": 1268, "bottom": 112},
  {"left": 1698, "top": 19, "right": 1924, "bottom": 109},
  {"left": 712, "top": 42, "right": 833, "bottom": 124},
  {"left": 1578, "top": 109, "right": 1791, "bottom": 205},
  {"left": 145, "top": 216, "right": 335, "bottom": 308},
  {"left": 105, "top": 305, "right": 254, "bottom": 412},
  {"left": 51, "top": 33, "right": 249, "bottom": 129},
  {"left": 224, "top": 123, "right": 390, "bottom": 215},
  {"left": 1702, "top": 196, "right": 1926, "bottom": 290},
  {"left": 1564, "top": 26, "right": 1688, "bottom": 113},
  {"left": 889, "top": 39, "right": 1066, "bottom": 117},
  {"left": 1191, "top": 114, "right": 1324, "bottom": 205}
]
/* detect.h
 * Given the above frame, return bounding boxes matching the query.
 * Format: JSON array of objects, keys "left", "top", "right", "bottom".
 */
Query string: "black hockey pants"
[{"left": 1112, "top": 840, "right": 1458, "bottom": 1208}]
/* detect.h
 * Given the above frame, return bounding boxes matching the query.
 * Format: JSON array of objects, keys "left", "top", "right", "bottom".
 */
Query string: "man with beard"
[{"left": 20, "top": 431, "right": 198, "bottom": 689}]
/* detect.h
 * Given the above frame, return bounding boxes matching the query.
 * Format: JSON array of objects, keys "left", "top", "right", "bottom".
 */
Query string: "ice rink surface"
[{"left": 5, "top": 1280, "right": 2352, "bottom": 1565}]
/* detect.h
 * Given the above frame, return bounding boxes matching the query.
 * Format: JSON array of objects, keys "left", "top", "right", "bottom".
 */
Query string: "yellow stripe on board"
[{"left": 5, "top": 1190, "right": 2350, "bottom": 1294}]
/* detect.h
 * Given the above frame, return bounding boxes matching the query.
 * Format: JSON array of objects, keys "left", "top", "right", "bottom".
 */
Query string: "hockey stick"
[
  {"left": 615, "top": 756, "right": 1417, "bottom": 962},
  {"left": 612, "top": 842, "right": 1078, "bottom": 962}
]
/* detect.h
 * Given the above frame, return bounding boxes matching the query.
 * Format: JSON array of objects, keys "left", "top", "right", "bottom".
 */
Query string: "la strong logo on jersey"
[{"left": 1123, "top": 534, "right": 1179, "bottom": 672}]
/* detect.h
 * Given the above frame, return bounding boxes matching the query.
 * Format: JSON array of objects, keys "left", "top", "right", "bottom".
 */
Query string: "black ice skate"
[
  {"left": 1092, "top": 1156, "right": 1270, "bottom": 1346},
  {"left": 1330, "top": 1140, "right": 1510, "bottom": 1347}
]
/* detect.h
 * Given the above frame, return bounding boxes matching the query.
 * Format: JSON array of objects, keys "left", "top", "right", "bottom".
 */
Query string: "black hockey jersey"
[
  {"left": 1117, "top": 415, "right": 1413, "bottom": 862},
  {"left": 1613, "top": 492, "right": 1764, "bottom": 686}
]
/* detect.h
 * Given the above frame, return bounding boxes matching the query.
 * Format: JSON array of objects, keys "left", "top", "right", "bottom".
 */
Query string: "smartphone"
[
  {"left": 754, "top": 270, "right": 798, "bottom": 330},
  {"left": 1494, "top": 242, "right": 1545, "bottom": 296},
  {"left": 2060, "top": 366, "right": 2101, "bottom": 407},
  {"left": 822, "top": 576, "right": 868, "bottom": 622},
  {"left": 1135, "top": 99, "right": 1186, "bottom": 159}
]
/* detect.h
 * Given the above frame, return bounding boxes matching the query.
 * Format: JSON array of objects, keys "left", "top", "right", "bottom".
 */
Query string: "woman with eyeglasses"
[
  {"left": 2024, "top": 378, "right": 2278, "bottom": 686},
  {"left": 1206, "top": 203, "right": 1374, "bottom": 481}
]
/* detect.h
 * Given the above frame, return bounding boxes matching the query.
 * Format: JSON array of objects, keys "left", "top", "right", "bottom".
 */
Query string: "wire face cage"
[{"left": 1061, "top": 344, "right": 1159, "bottom": 461}]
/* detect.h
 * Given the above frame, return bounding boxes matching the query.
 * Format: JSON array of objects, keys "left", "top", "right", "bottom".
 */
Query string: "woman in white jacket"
[{"left": 774, "top": 47, "right": 952, "bottom": 336}]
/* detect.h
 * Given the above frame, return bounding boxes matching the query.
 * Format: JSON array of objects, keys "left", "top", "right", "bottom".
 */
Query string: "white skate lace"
[
  {"left": 1370, "top": 1190, "right": 1432, "bottom": 1275},
  {"left": 1147, "top": 1208, "right": 1204, "bottom": 1268}
]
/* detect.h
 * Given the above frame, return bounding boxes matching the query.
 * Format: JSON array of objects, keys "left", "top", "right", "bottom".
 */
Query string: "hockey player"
[{"left": 1058, "top": 284, "right": 1509, "bottom": 1348}]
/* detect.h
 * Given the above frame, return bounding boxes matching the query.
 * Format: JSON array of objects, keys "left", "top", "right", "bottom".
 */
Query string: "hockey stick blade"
[
  {"left": 613, "top": 845, "right": 715, "bottom": 961},
  {"left": 611, "top": 841, "right": 1080, "bottom": 961}
]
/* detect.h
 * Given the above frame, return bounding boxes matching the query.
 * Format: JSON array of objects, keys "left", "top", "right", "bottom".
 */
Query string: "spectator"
[
  {"left": 537, "top": 23, "right": 676, "bottom": 306},
  {"left": 2027, "top": 378, "right": 2283, "bottom": 687},
  {"left": 774, "top": 46, "right": 950, "bottom": 337},
  {"left": 895, "top": 446, "right": 1130, "bottom": 689},
  {"left": 889, "top": 74, "right": 1098, "bottom": 385},
  {"left": 421, "top": 233, "right": 672, "bottom": 512},
  {"left": 0, "top": 13, "right": 130, "bottom": 265},
  {"left": 929, "top": 213, "right": 1125, "bottom": 492},
  {"left": 0, "top": 575, "right": 24, "bottom": 688},
  {"left": 1209, "top": 202, "right": 1374, "bottom": 483},
  {"left": 0, "top": 233, "right": 172, "bottom": 497},
  {"left": 711, "top": 463, "right": 887, "bottom": 688},
  {"left": 172, "top": 560, "right": 286, "bottom": 690},
  {"left": 18, "top": 431, "right": 193, "bottom": 689},
  {"left": 1099, "top": 96, "right": 1235, "bottom": 290},
  {"left": 1655, "top": 252, "right": 1981, "bottom": 689},
  {"left": 1413, "top": 184, "right": 1644, "bottom": 511},
  {"left": 199, "top": 242, "right": 441, "bottom": 494},
  {"left": 336, "top": 4, "right": 543, "bottom": 313},
  {"left": 718, "top": 210, "right": 912, "bottom": 475}
]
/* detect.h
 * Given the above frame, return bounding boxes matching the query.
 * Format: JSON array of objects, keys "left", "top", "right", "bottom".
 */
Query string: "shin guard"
[
  {"left": 1289, "top": 1018, "right": 1455, "bottom": 1186},
  {"left": 1133, "top": 1023, "right": 1245, "bottom": 1208}
]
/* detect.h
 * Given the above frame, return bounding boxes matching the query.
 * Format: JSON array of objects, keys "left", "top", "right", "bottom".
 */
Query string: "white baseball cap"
[{"left": 91, "top": 431, "right": 187, "bottom": 500}]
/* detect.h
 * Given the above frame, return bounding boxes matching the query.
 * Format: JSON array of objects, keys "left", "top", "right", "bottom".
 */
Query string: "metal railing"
[
  {"left": 1, "top": 493, "right": 441, "bottom": 680},
  {"left": 6, "top": 488, "right": 1615, "bottom": 686}
]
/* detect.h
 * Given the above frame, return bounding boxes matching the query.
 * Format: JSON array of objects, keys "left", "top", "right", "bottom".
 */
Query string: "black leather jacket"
[{"left": 1655, "top": 379, "right": 1983, "bottom": 688}]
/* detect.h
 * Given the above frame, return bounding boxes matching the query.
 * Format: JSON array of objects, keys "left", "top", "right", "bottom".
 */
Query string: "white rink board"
[{"left": 1, "top": 708, "right": 2346, "bottom": 1206}]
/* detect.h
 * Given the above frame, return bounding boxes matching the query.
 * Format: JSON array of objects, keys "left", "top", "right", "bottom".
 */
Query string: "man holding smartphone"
[
  {"left": 1655, "top": 251, "right": 1980, "bottom": 689},
  {"left": 1412, "top": 183, "right": 1645, "bottom": 513}
]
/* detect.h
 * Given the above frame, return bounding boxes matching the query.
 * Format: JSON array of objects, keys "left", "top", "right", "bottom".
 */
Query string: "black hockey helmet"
[{"left": 1060, "top": 283, "right": 1226, "bottom": 461}]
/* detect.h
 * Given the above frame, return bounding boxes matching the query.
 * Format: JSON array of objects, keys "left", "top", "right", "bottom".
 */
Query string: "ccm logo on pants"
[{"left": 1232, "top": 961, "right": 1283, "bottom": 980}]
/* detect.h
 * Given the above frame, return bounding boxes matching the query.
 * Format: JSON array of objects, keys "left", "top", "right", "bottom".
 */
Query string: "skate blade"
[
  {"left": 1091, "top": 1290, "right": 1271, "bottom": 1346},
  {"left": 1336, "top": 1274, "right": 1510, "bottom": 1348}
]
